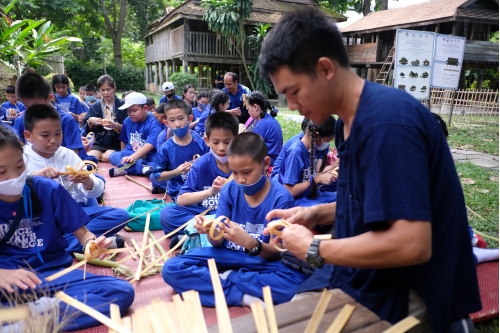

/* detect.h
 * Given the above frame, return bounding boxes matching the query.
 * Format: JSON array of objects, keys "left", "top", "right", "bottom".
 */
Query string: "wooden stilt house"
[{"left": 144, "top": 0, "right": 346, "bottom": 93}]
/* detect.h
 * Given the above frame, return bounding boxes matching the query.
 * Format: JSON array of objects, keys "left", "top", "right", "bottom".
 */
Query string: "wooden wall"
[
  {"left": 464, "top": 40, "right": 499, "bottom": 63},
  {"left": 346, "top": 43, "right": 377, "bottom": 64}
]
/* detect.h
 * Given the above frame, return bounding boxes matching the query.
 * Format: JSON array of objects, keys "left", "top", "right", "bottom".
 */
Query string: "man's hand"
[
  {"left": 32, "top": 167, "right": 60, "bottom": 179},
  {"left": 0, "top": 268, "right": 42, "bottom": 293},
  {"left": 227, "top": 108, "right": 241, "bottom": 117},
  {"left": 266, "top": 206, "right": 320, "bottom": 229},
  {"left": 211, "top": 176, "right": 227, "bottom": 195},
  {"left": 175, "top": 162, "right": 192, "bottom": 175},
  {"left": 281, "top": 224, "right": 314, "bottom": 259}
]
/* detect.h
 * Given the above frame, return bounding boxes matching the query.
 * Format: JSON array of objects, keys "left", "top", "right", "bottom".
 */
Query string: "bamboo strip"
[
  {"left": 172, "top": 295, "right": 190, "bottom": 332},
  {"left": 262, "top": 286, "right": 278, "bottom": 333},
  {"left": 314, "top": 234, "right": 333, "bottom": 240},
  {"left": 47, "top": 259, "right": 87, "bottom": 281},
  {"left": 131, "top": 239, "right": 149, "bottom": 266},
  {"left": 140, "top": 235, "right": 187, "bottom": 275},
  {"left": 148, "top": 230, "right": 167, "bottom": 259},
  {"left": 117, "top": 161, "right": 137, "bottom": 173},
  {"left": 382, "top": 316, "right": 420, "bottom": 333},
  {"left": 166, "top": 301, "right": 182, "bottom": 332},
  {"left": 182, "top": 290, "right": 208, "bottom": 333},
  {"left": 250, "top": 301, "right": 269, "bottom": 333},
  {"left": 207, "top": 258, "right": 233, "bottom": 333},
  {"left": 102, "top": 206, "right": 162, "bottom": 237},
  {"left": 0, "top": 305, "right": 30, "bottom": 324},
  {"left": 151, "top": 298, "right": 177, "bottom": 333},
  {"left": 125, "top": 175, "right": 153, "bottom": 192},
  {"left": 122, "top": 317, "right": 132, "bottom": 331},
  {"left": 304, "top": 289, "right": 333, "bottom": 333},
  {"left": 124, "top": 241, "right": 137, "bottom": 260},
  {"left": 150, "top": 311, "right": 165, "bottom": 333},
  {"left": 325, "top": 304, "right": 356, "bottom": 333},
  {"left": 56, "top": 291, "right": 133, "bottom": 333},
  {"left": 109, "top": 304, "right": 121, "bottom": 333},
  {"left": 149, "top": 238, "right": 156, "bottom": 263},
  {"left": 135, "top": 214, "right": 151, "bottom": 281},
  {"left": 473, "top": 229, "right": 499, "bottom": 242}
]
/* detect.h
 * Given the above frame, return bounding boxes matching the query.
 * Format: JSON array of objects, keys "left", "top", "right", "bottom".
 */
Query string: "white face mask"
[
  {"left": 0, "top": 168, "right": 27, "bottom": 196},
  {"left": 315, "top": 141, "right": 330, "bottom": 151},
  {"left": 210, "top": 149, "right": 228, "bottom": 164}
]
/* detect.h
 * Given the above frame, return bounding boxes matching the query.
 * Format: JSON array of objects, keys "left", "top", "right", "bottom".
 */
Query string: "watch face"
[{"left": 307, "top": 255, "right": 322, "bottom": 269}]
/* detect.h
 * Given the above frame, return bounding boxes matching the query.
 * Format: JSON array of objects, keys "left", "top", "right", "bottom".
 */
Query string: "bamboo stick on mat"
[
  {"left": 208, "top": 258, "right": 233, "bottom": 333},
  {"left": 135, "top": 213, "right": 151, "bottom": 281}
]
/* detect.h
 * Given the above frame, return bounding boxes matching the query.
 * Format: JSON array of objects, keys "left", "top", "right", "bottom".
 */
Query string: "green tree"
[
  {"left": 320, "top": 0, "right": 390, "bottom": 15},
  {"left": 201, "top": 0, "right": 256, "bottom": 90},
  {"left": 248, "top": 23, "right": 272, "bottom": 96}
]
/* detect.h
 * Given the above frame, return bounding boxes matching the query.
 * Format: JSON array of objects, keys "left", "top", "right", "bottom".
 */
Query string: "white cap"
[
  {"left": 162, "top": 82, "right": 175, "bottom": 91},
  {"left": 118, "top": 92, "right": 147, "bottom": 110}
]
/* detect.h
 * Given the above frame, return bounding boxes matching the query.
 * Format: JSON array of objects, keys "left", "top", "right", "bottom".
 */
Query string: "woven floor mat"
[{"left": 470, "top": 260, "right": 499, "bottom": 323}]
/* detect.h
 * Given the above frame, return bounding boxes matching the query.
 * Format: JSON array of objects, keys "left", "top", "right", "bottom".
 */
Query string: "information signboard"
[{"left": 431, "top": 34, "right": 466, "bottom": 89}]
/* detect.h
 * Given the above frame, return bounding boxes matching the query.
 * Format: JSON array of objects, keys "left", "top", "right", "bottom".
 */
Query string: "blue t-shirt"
[
  {"left": 0, "top": 121, "right": 19, "bottom": 136},
  {"left": 193, "top": 105, "right": 214, "bottom": 136},
  {"left": 159, "top": 94, "right": 182, "bottom": 104},
  {"left": 157, "top": 128, "right": 168, "bottom": 150},
  {"left": 278, "top": 140, "right": 313, "bottom": 196},
  {"left": 119, "top": 112, "right": 162, "bottom": 162},
  {"left": 55, "top": 94, "right": 86, "bottom": 116},
  {"left": 192, "top": 106, "right": 203, "bottom": 120},
  {"left": 303, "top": 81, "right": 481, "bottom": 331},
  {"left": 216, "top": 179, "right": 294, "bottom": 252},
  {"left": 271, "top": 133, "right": 304, "bottom": 179},
  {"left": 152, "top": 131, "right": 208, "bottom": 198},
  {"left": 222, "top": 84, "right": 251, "bottom": 123},
  {"left": 252, "top": 113, "right": 283, "bottom": 165},
  {"left": 0, "top": 101, "right": 25, "bottom": 127},
  {"left": 0, "top": 177, "right": 88, "bottom": 273},
  {"left": 14, "top": 106, "right": 83, "bottom": 150},
  {"left": 178, "top": 153, "right": 231, "bottom": 211}
]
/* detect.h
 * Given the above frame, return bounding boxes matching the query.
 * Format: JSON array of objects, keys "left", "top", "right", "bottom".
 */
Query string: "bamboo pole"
[
  {"left": 208, "top": 258, "right": 233, "bottom": 333},
  {"left": 109, "top": 304, "right": 122, "bottom": 333},
  {"left": 125, "top": 175, "right": 153, "bottom": 192},
  {"left": 135, "top": 213, "right": 151, "bottom": 281},
  {"left": 304, "top": 289, "right": 332, "bottom": 333},
  {"left": 382, "top": 316, "right": 420, "bottom": 333},
  {"left": 250, "top": 301, "right": 269, "bottom": 333},
  {"left": 139, "top": 235, "right": 186, "bottom": 275},
  {"left": 262, "top": 286, "right": 278, "bottom": 333},
  {"left": 325, "top": 304, "right": 356, "bottom": 333}
]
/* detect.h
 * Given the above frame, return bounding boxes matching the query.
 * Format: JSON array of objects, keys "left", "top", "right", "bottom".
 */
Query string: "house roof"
[
  {"left": 341, "top": 0, "right": 498, "bottom": 34},
  {"left": 145, "top": 0, "right": 345, "bottom": 37}
]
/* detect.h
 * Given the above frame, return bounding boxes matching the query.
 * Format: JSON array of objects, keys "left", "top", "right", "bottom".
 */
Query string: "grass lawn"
[{"left": 448, "top": 123, "right": 499, "bottom": 156}]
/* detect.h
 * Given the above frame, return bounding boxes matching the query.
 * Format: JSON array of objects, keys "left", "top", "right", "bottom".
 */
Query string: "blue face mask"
[
  {"left": 171, "top": 123, "right": 189, "bottom": 138},
  {"left": 198, "top": 103, "right": 207, "bottom": 110},
  {"left": 238, "top": 173, "right": 267, "bottom": 196},
  {"left": 86, "top": 95, "right": 97, "bottom": 102}
]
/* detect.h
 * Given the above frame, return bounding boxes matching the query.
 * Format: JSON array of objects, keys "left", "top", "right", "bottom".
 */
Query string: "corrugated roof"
[
  {"left": 341, "top": 0, "right": 498, "bottom": 34},
  {"left": 145, "top": 0, "right": 345, "bottom": 37}
]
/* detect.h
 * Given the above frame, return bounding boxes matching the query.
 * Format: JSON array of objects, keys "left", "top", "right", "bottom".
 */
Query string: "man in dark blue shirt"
[
  {"left": 222, "top": 72, "right": 251, "bottom": 124},
  {"left": 261, "top": 7, "right": 480, "bottom": 333}
]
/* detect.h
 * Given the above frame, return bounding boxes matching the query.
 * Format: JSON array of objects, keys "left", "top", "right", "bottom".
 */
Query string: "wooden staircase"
[{"left": 375, "top": 47, "right": 395, "bottom": 86}]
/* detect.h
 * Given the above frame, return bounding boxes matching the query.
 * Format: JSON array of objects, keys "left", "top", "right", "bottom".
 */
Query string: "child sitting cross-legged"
[
  {"left": 163, "top": 132, "right": 307, "bottom": 307},
  {"left": 150, "top": 100, "right": 208, "bottom": 197},
  {"left": 108, "top": 92, "right": 162, "bottom": 177},
  {"left": 23, "top": 104, "right": 129, "bottom": 254},
  {"left": 160, "top": 112, "right": 238, "bottom": 242}
]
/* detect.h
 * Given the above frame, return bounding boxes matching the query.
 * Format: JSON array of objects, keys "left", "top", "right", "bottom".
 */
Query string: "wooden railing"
[{"left": 186, "top": 31, "right": 258, "bottom": 60}]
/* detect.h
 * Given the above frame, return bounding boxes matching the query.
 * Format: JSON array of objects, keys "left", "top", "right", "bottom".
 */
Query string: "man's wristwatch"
[
  {"left": 306, "top": 239, "right": 325, "bottom": 269},
  {"left": 245, "top": 239, "right": 263, "bottom": 256}
]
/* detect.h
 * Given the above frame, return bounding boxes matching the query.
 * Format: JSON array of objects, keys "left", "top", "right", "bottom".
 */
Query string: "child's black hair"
[
  {"left": 51, "top": 74, "right": 70, "bottom": 93},
  {"left": 5, "top": 85, "right": 15, "bottom": 94},
  {"left": 121, "top": 91, "right": 130, "bottom": 99},
  {"left": 208, "top": 89, "right": 222, "bottom": 100},
  {"left": 305, "top": 116, "right": 336, "bottom": 199},
  {"left": 84, "top": 84, "right": 97, "bottom": 93},
  {"left": 0, "top": 126, "right": 41, "bottom": 214},
  {"left": 227, "top": 132, "right": 268, "bottom": 164},
  {"left": 210, "top": 92, "right": 230, "bottom": 112},
  {"left": 97, "top": 75, "right": 116, "bottom": 89},
  {"left": 154, "top": 103, "right": 167, "bottom": 115},
  {"left": 195, "top": 91, "right": 209, "bottom": 107},
  {"left": 246, "top": 91, "right": 277, "bottom": 118},
  {"left": 205, "top": 112, "right": 239, "bottom": 138},
  {"left": 16, "top": 73, "right": 52, "bottom": 100},
  {"left": 146, "top": 97, "right": 156, "bottom": 107},
  {"left": 183, "top": 84, "right": 194, "bottom": 95},
  {"left": 164, "top": 99, "right": 192, "bottom": 118},
  {"left": 432, "top": 113, "right": 449, "bottom": 137},
  {"left": 24, "top": 104, "right": 61, "bottom": 132}
]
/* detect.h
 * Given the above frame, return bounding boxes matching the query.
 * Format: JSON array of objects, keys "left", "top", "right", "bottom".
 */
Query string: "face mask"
[
  {"left": 0, "top": 168, "right": 28, "bottom": 196},
  {"left": 238, "top": 174, "right": 267, "bottom": 196},
  {"left": 210, "top": 149, "right": 228, "bottom": 164},
  {"left": 166, "top": 93, "right": 174, "bottom": 99},
  {"left": 198, "top": 103, "right": 207, "bottom": 110},
  {"left": 315, "top": 140, "right": 330, "bottom": 151},
  {"left": 86, "top": 95, "right": 97, "bottom": 102},
  {"left": 171, "top": 123, "right": 189, "bottom": 138}
]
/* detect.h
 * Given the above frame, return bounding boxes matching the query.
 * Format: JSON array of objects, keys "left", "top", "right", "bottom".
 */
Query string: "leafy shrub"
[
  {"left": 169, "top": 72, "right": 198, "bottom": 90},
  {"left": 65, "top": 61, "right": 145, "bottom": 91}
]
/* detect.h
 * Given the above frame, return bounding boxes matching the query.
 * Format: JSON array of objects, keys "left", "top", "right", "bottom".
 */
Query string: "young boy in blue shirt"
[
  {"left": 108, "top": 92, "right": 162, "bottom": 177},
  {"left": 160, "top": 112, "right": 238, "bottom": 235},
  {"left": 150, "top": 100, "right": 208, "bottom": 197},
  {"left": 163, "top": 132, "right": 307, "bottom": 307},
  {"left": 14, "top": 73, "right": 83, "bottom": 155},
  {"left": 1, "top": 85, "right": 25, "bottom": 127}
]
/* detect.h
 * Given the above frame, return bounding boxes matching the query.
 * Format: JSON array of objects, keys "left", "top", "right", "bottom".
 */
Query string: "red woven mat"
[{"left": 470, "top": 260, "right": 499, "bottom": 323}]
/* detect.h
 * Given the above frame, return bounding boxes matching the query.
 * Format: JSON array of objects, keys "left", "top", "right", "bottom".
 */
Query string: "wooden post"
[
  {"left": 469, "top": 23, "right": 475, "bottom": 40},
  {"left": 145, "top": 65, "right": 149, "bottom": 91},
  {"left": 165, "top": 60, "right": 170, "bottom": 82},
  {"left": 153, "top": 63, "right": 158, "bottom": 92},
  {"left": 158, "top": 61, "right": 164, "bottom": 88},
  {"left": 486, "top": 24, "right": 491, "bottom": 40},
  {"left": 182, "top": 60, "right": 188, "bottom": 73},
  {"left": 447, "top": 90, "right": 456, "bottom": 127},
  {"left": 477, "top": 68, "right": 485, "bottom": 90},
  {"left": 452, "top": 22, "right": 458, "bottom": 36},
  {"left": 464, "top": 21, "right": 468, "bottom": 40}
]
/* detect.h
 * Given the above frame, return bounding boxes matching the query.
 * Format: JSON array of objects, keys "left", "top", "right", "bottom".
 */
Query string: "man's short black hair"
[
  {"left": 227, "top": 132, "right": 268, "bottom": 164},
  {"left": 154, "top": 103, "right": 167, "bottom": 115},
  {"left": 5, "top": 85, "right": 15, "bottom": 94},
  {"left": 205, "top": 112, "right": 239, "bottom": 138},
  {"left": 224, "top": 72, "right": 238, "bottom": 82},
  {"left": 16, "top": 73, "right": 52, "bottom": 100},
  {"left": 259, "top": 7, "right": 349, "bottom": 78},
  {"left": 24, "top": 104, "right": 61, "bottom": 132},
  {"left": 164, "top": 99, "right": 192, "bottom": 117},
  {"left": 84, "top": 84, "right": 97, "bottom": 93},
  {"left": 146, "top": 97, "right": 156, "bottom": 107}
]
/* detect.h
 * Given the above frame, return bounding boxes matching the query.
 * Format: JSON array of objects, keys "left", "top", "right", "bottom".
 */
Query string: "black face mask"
[{"left": 166, "top": 93, "right": 174, "bottom": 99}]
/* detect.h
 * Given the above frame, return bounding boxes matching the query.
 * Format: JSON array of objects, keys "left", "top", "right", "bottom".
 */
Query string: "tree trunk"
[
  {"left": 363, "top": 0, "right": 371, "bottom": 16},
  {"left": 112, "top": 38, "right": 122, "bottom": 67},
  {"left": 100, "top": 0, "right": 126, "bottom": 67},
  {"left": 232, "top": 20, "right": 255, "bottom": 91},
  {"left": 381, "top": 0, "right": 388, "bottom": 10}
]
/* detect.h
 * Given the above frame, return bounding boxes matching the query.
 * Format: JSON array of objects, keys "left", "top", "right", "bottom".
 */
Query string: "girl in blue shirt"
[
  {"left": 193, "top": 89, "right": 227, "bottom": 136},
  {"left": 52, "top": 74, "right": 86, "bottom": 123},
  {"left": 247, "top": 91, "right": 283, "bottom": 167},
  {"left": 192, "top": 91, "right": 209, "bottom": 120},
  {"left": 182, "top": 84, "right": 196, "bottom": 108},
  {"left": 0, "top": 126, "right": 134, "bottom": 331}
]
